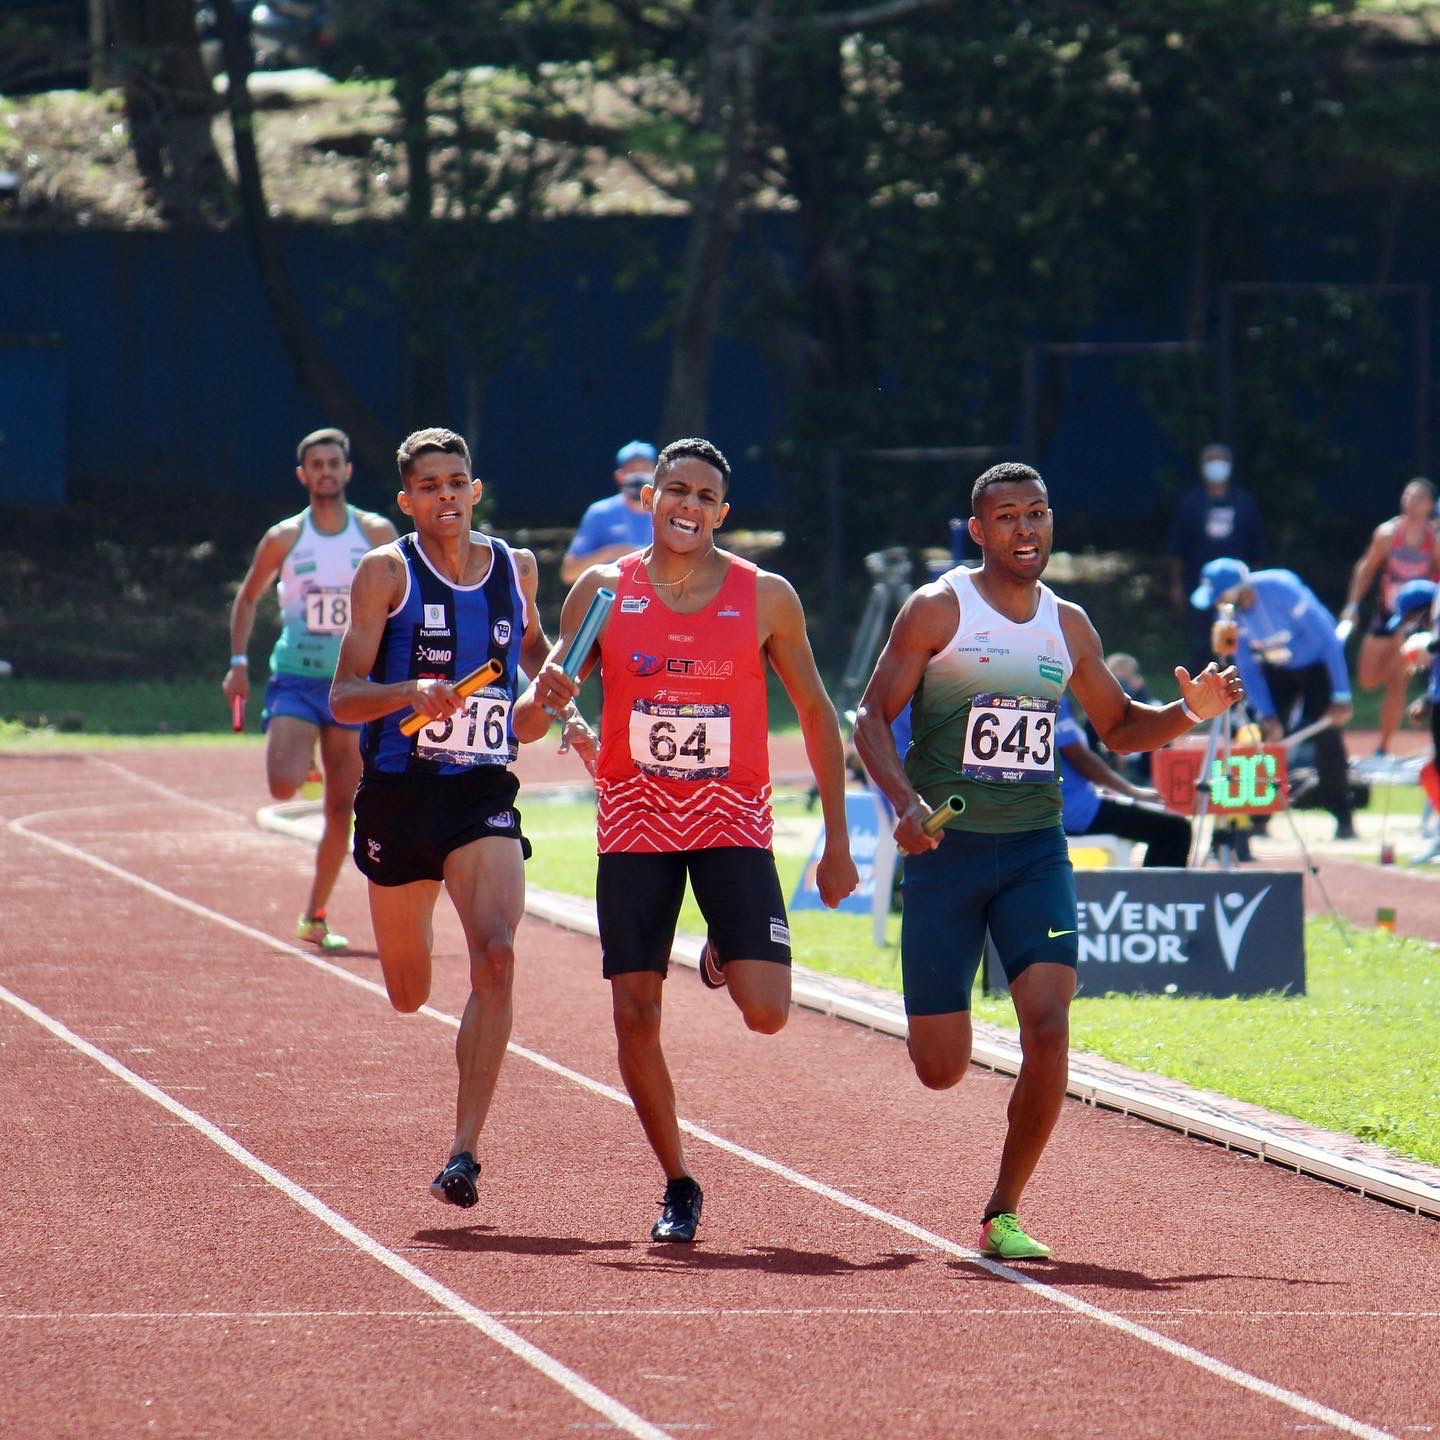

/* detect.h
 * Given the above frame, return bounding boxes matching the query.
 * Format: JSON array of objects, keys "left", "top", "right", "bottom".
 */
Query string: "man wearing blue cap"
[
  {"left": 1191, "top": 557, "right": 1356, "bottom": 839},
  {"left": 561, "top": 440, "right": 658, "bottom": 584}
]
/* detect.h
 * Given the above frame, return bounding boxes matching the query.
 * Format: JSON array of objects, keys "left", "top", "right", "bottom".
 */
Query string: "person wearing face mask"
[
  {"left": 1168, "top": 442, "right": 1267, "bottom": 678},
  {"left": 560, "top": 440, "right": 658, "bottom": 583}
]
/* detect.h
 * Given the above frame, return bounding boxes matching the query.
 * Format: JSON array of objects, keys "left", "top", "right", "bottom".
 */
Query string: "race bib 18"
[
  {"left": 961, "top": 693, "right": 1057, "bottom": 783},
  {"left": 629, "top": 699, "right": 731, "bottom": 781},
  {"left": 304, "top": 587, "right": 350, "bottom": 636},
  {"left": 416, "top": 689, "right": 516, "bottom": 767}
]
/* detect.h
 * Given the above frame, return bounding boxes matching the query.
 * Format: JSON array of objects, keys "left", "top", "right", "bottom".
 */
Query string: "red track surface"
[{"left": 2, "top": 746, "right": 1437, "bottom": 1439}]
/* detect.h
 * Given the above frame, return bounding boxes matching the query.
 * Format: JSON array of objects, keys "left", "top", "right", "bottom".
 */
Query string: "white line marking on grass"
[
  {"left": 7, "top": 812, "right": 1403, "bottom": 1440},
  {"left": 0, "top": 977, "right": 671, "bottom": 1440}
]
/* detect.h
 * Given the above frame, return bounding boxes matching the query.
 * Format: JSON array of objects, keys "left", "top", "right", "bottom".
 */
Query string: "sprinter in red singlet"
[
  {"left": 521, "top": 437, "right": 858, "bottom": 1244},
  {"left": 1340, "top": 477, "right": 1440, "bottom": 756}
]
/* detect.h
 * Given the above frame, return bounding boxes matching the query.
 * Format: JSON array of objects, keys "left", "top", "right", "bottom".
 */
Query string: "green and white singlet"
[
  {"left": 904, "top": 564, "right": 1073, "bottom": 834},
  {"left": 268, "top": 506, "right": 372, "bottom": 679}
]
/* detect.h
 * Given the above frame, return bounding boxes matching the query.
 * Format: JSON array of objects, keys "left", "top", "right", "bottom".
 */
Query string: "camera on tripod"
[
  {"left": 1211, "top": 601, "right": 1239, "bottom": 660},
  {"left": 864, "top": 546, "right": 912, "bottom": 586}
]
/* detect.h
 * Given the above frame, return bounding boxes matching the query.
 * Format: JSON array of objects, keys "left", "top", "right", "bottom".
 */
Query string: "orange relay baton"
[{"left": 399, "top": 660, "right": 504, "bottom": 738}]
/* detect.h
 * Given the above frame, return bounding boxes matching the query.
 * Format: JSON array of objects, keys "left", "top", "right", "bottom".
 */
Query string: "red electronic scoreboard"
[{"left": 1150, "top": 744, "right": 1290, "bottom": 816}]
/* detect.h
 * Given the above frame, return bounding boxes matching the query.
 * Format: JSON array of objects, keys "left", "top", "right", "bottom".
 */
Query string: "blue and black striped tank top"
[{"left": 361, "top": 532, "right": 527, "bottom": 777}]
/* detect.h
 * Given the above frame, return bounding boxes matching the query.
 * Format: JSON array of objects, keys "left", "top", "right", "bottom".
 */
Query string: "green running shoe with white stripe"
[
  {"left": 297, "top": 915, "right": 349, "bottom": 951},
  {"left": 979, "top": 1212, "right": 1051, "bottom": 1260}
]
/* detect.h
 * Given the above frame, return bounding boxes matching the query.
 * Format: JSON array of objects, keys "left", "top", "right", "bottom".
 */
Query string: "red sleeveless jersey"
[
  {"left": 595, "top": 552, "right": 772, "bottom": 853},
  {"left": 1383, "top": 518, "right": 1439, "bottom": 611}
]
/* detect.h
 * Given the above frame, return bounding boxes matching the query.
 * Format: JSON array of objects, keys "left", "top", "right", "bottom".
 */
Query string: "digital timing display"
[{"left": 1150, "top": 745, "right": 1289, "bottom": 816}]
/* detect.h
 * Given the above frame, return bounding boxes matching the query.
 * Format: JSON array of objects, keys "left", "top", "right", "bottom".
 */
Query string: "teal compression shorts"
[{"left": 900, "top": 825, "right": 1078, "bottom": 1016}]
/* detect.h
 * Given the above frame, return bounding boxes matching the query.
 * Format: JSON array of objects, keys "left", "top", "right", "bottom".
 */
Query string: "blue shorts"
[
  {"left": 900, "top": 825, "right": 1078, "bottom": 1016},
  {"left": 262, "top": 673, "right": 358, "bottom": 732}
]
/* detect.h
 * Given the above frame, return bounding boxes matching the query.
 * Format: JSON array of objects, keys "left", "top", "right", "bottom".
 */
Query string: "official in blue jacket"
[{"left": 1191, "top": 558, "right": 1355, "bottom": 840}]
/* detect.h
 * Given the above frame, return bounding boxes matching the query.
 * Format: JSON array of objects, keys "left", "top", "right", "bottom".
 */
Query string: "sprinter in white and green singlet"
[
  {"left": 223, "top": 428, "right": 397, "bottom": 951},
  {"left": 855, "top": 462, "right": 1245, "bottom": 1261}
]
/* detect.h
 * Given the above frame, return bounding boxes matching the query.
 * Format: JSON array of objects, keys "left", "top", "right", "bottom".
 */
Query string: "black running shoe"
[
  {"left": 430, "top": 1151, "right": 480, "bottom": 1208},
  {"left": 698, "top": 935, "right": 725, "bottom": 989},
  {"left": 650, "top": 1176, "right": 703, "bottom": 1242}
]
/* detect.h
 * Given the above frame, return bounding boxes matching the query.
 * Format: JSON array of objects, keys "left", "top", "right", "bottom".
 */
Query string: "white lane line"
[
  {"left": 6, "top": 1306, "right": 1439, "bottom": 1324},
  {"left": 88, "top": 757, "right": 251, "bottom": 823},
  {"left": 0, "top": 977, "right": 670, "bottom": 1440},
  {"left": 6, "top": 812, "right": 1403, "bottom": 1440}
]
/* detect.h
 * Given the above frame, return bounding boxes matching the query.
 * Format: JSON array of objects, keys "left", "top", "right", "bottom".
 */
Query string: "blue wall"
[{"left": 0, "top": 220, "right": 783, "bottom": 524}]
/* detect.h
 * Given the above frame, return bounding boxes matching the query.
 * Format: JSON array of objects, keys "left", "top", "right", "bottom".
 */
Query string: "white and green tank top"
[
  {"left": 269, "top": 506, "right": 372, "bottom": 679},
  {"left": 903, "top": 564, "right": 1073, "bottom": 833}
]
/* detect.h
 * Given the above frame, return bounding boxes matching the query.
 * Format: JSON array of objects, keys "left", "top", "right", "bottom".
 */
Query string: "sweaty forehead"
[{"left": 976, "top": 479, "right": 1047, "bottom": 516}]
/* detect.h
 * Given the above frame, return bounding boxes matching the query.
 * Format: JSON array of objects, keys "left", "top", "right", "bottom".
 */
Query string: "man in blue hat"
[
  {"left": 1191, "top": 557, "right": 1356, "bottom": 840},
  {"left": 561, "top": 440, "right": 658, "bottom": 583}
]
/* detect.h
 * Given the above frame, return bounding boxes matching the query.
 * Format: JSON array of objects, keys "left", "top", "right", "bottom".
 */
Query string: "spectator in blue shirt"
[
  {"left": 560, "top": 440, "right": 657, "bottom": 583},
  {"left": 1057, "top": 696, "right": 1192, "bottom": 866},
  {"left": 1169, "top": 443, "right": 1267, "bottom": 676},
  {"left": 1191, "top": 557, "right": 1356, "bottom": 840}
]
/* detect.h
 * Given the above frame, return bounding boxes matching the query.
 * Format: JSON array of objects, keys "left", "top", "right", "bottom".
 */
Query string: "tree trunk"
[
  {"left": 212, "top": 0, "right": 396, "bottom": 486},
  {"left": 109, "top": 0, "right": 229, "bottom": 222},
  {"left": 659, "top": 0, "right": 762, "bottom": 441},
  {"left": 395, "top": 70, "right": 450, "bottom": 429}
]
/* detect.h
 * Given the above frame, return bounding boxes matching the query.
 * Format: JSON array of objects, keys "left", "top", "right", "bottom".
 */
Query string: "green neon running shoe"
[
  {"left": 297, "top": 915, "right": 349, "bottom": 952},
  {"left": 979, "top": 1212, "right": 1052, "bottom": 1260}
]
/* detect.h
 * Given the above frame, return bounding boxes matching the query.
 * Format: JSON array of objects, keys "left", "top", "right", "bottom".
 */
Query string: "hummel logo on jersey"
[{"left": 1047, "top": 927, "right": 1075, "bottom": 939}]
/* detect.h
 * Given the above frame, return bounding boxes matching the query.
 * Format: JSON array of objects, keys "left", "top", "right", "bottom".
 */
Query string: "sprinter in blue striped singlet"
[{"left": 331, "top": 427, "right": 595, "bottom": 1212}]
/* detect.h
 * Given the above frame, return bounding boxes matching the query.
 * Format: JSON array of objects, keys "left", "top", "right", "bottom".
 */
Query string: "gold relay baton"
[
  {"left": 921, "top": 794, "right": 965, "bottom": 836},
  {"left": 398, "top": 659, "right": 504, "bottom": 738}
]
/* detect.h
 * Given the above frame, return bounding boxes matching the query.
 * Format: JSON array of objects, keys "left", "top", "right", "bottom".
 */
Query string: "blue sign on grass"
[{"left": 789, "top": 791, "right": 883, "bottom": 916}]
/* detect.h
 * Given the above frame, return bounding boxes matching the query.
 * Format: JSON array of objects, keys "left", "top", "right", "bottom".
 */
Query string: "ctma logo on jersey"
[{"left": 986, "top": 870, "right": 1306, "bottom": 998}]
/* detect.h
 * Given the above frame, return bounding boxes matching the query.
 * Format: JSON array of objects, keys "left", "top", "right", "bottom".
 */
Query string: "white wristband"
[
  {"left": 1180, "top": 698, "right": 1202, "bottom": 725},
  {"left": 229, "top": 655, "right": 249, "bottom": 666}
]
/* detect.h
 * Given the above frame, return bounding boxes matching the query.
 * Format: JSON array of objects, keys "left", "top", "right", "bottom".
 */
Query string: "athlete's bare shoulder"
[
  {"left": 355, "top": 508, "right": 399, "bottom": 544},
  {"left": 266, "top": 511, "right": 307, "bottom": 545},
  {"left": 1057, "top": 596, "right": 1102, "bottom": 660}
]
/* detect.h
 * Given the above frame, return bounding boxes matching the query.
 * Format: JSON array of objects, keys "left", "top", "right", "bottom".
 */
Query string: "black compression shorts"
[
  {"left": 353, "top": 766, "right": 530, "bottom": 887},
  {"left": 596, "top": 847, "right": 792, "bottom": 978}
]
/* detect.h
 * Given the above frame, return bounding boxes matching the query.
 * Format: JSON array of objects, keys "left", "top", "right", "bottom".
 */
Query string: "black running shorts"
[
  {"left": 353, "top": 766, "right": 531, "bottom": 887},
  {"left": 596, "top": 847, "right": 792, "bottom": 979}
]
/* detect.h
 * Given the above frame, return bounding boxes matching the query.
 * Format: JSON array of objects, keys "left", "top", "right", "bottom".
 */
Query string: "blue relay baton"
[{"left": 547, "top": 587, "right": 615, "bottom": 715}]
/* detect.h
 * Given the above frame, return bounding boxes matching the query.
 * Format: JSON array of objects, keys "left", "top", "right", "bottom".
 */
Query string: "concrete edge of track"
[{"left": 257, "top": 799, "right": 1440, "bottom": 1219}]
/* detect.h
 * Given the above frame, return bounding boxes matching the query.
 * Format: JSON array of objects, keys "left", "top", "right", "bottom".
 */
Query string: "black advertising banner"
[{"left": 985, "top": 870, "right": 1306, "bottom": 998}]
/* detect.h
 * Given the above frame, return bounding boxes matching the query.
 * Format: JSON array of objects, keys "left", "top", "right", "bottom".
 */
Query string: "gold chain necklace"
[{"left": 641, "top": 545, "right": 711, "bottom": 589}]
